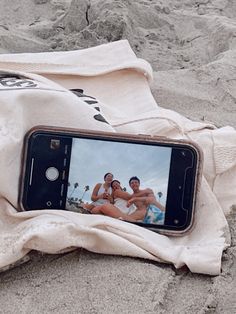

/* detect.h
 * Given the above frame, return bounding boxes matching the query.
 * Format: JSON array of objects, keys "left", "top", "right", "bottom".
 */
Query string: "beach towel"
[{"left": 0, "top": 40, "right": 235, "bottom": 275}]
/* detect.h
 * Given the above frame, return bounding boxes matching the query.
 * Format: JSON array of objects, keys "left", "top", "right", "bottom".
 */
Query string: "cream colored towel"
[{"left": 0, "top": 40, "right": 235, "bottom": 275}]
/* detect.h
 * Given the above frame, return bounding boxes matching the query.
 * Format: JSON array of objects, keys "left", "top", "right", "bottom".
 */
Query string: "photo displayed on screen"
[{"left": 66, "top": 138, "right": 172, "bottom": 225}]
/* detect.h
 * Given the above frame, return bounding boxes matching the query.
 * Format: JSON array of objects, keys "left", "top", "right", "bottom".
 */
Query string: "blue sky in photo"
[{"left": 67, "top": 138, "right": 172, "bottom": 205}]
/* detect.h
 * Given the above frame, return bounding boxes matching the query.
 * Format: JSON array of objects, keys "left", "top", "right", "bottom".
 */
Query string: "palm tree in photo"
[
  {"left": 157, "top": 191, "right": 163, "bottom": 202},
  {"left": 79, "top": 185, "right": 90, "bottom": 203},
  {"left": 69, "top": 182, "right": 79, "bottom": 198}
]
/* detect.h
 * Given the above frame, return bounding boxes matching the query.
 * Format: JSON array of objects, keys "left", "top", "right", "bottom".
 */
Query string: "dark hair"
[
  {"left": 129, "top": 176, "right": 140, "bottom": 185},
  {"left": 104, "top": 172, "right": 113, "bottom": 180},
  {"left": 111, "top": 179, "right": 120, "bottom": 188}
]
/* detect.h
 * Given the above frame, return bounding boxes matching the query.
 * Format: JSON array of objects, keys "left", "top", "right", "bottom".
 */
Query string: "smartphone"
[{"left": 18, "top": 126, "right": 203, "bottom": 235}]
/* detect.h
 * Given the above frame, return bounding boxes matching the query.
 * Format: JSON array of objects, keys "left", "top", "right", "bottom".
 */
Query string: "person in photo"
[
  {"left": 82, "top": 172, "right": 114, "bottom": 211},
  {"left": 128, "top": 176, "right": 165, "bottom": 224}
]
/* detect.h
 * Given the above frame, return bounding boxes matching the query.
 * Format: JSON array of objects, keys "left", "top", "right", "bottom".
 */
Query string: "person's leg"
[
  {"left": 91, "top": 204, "right": 136, "bottom": 221},
  {"left": 129, "top": 207, "right": 147, "bottom": 221},
  {"left": 145, "top": 196, "right": 165, "bottom": 212},
  {"left": 91, "top": 204, "right": 105, "bottom": 214},
  {"left": 80, "top": 202, "right": 95, "bottom": 212}
]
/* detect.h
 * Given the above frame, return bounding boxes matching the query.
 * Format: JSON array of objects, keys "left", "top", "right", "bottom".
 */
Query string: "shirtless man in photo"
[{"left": 127, "top": 176, "right": 165, "bottom": 224}]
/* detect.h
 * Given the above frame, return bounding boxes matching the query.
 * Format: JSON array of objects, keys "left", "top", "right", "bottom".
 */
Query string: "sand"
[{"left": 0, "top": 0, "right": 236, "bottom": 313}]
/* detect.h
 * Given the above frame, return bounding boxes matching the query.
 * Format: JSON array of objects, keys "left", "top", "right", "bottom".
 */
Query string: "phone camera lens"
[
  {"left": 50, "top": 139, "right": 60, "bottom": 150},
  {"left": 174, "top": 219, "right": 179, "bottom": 224},
  {"left": 46, "top": 201, "right": 52, "bottom": 207}
]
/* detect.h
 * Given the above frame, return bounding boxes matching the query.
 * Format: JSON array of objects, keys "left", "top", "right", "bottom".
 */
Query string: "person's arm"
[
  {"left": 128, "top": 195, "right": 166, "bottom": 212},
  {"left": 91, "top": 183, "right": 103, "bottom": 202},
  {"left": 127, "top": 196, "right": 147, "bottom": 207},
  {"left": 105, "top": 193, "right": 114, "bottom": 204},
  {"left": 134, "top": 188, "right": 154, "bottom": 197},
  {"left": 114, "top": 189, "right": 132, "bottom": 200}
]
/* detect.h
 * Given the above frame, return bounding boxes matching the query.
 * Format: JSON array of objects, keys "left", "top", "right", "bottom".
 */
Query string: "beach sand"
[{"left": 0, "top": 0, "right": 235, "bottom": 313}]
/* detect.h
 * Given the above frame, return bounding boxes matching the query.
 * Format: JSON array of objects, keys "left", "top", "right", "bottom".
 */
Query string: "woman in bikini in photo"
[{"left": 82, "top": 172, "right": 114, "bottom": 212}]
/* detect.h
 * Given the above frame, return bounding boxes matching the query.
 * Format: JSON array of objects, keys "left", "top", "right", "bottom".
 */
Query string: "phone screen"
[
  {"left": 21, "top": 129, "right": 200, "bottom": 232},
  {"left": 67, "top": 137, "right": 171, "bottom": 225}
]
